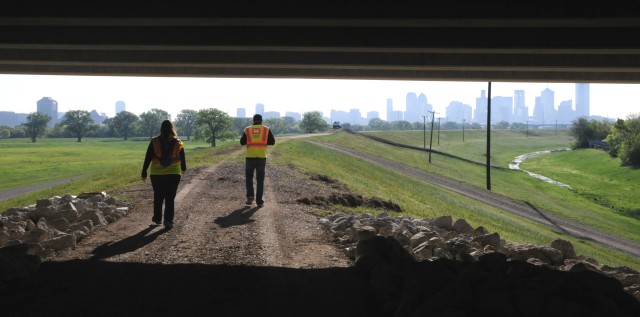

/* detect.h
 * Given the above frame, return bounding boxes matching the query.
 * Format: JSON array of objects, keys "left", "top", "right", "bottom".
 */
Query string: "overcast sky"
[{"left": 1, "top": 74, "right": 638, "bottom": 121}]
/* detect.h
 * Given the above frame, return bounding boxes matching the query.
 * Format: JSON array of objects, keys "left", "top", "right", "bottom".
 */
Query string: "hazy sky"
[{"left": 1, "top": 74, "right": 638, "bottom": 121}]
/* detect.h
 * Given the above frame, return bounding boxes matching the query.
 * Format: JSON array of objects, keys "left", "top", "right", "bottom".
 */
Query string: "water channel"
[{"left": 509, "top": 149, "right": 572, "bottom": 189}]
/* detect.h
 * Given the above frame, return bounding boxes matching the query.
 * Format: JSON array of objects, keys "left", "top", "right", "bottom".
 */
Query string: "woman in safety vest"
[{"left": 141, "top": 119, "right": 186, "bottom": 229}]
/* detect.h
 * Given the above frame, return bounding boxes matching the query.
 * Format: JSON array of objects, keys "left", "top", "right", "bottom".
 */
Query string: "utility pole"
[
  {"left": 421, "top": 115, "right": 428, "bottom": 149},
  {"left": 437, "top": 117, "right": 441, "bottom": 146},
  {"left": 462, "top": 119, "right": 465, "bottom": 142},
  {"left": 428, "top": 110, "right": 438, "bottom": 163},
  {"left": 486, "top": 82, "right": 492, "bottom": 191}
]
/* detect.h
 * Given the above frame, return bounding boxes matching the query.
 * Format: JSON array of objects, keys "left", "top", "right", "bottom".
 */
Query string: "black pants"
[
  {"left": 245, "top": 158, "right": 266, "bottom": 204},
  {"left": 150, "top": 174, "right": 181, "bottom": 223}
]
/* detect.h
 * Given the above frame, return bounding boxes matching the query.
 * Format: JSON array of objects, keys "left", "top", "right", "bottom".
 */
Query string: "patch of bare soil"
[
  {"left": 298, "top": 193, "right": 403, "bottom": 212},
  {"left": 2, "top": 157, "right": 384, "bottom": 317}
]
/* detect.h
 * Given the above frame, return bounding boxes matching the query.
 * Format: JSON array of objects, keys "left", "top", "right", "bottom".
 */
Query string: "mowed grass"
[
  {"left": 270, "top": 139, "right": 640, "bottom": 269},
  {"left": 311, "top": 131, "right": 640, "bottom": 245},
  {"left": 0, "top": 137, "right": 238, "bottom": 211},
  {"left": 522, "top": 148, "right": 640, "bottom": 218}
]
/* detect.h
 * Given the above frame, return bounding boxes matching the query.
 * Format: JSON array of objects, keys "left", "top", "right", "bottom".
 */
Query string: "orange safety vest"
[
  {"left": 151, "top": 137, "right": 182, "bottom": 165},
  {"left": 244, "top": 125, "right": 269, "bottom": 158}
]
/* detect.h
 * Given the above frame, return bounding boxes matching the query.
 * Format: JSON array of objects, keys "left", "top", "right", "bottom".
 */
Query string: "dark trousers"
[
  {"left": 150, "top": 174, "right": 181, "bottom": 223},
  {"left": 245, "top": 158, "right": 267, "bottom": 204}
]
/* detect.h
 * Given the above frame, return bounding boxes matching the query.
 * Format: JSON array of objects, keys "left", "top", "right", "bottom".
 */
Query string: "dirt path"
[
  {"left": 3, "top": 144, "right": 383, "bottom": 316},
  {"left": 0, "top": 175, "right": 86, "bottom": 202},
  {"left": 307, "top": 140, "right": 640, "bottom": 258}
]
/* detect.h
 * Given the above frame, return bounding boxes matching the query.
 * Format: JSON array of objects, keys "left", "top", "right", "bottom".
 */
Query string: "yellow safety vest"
[
  {"left": 244, "top": 125, "right": 269, "bottom": 158},
  {"left": 150, "top": 137, "right": 183, "bottom": 175}
]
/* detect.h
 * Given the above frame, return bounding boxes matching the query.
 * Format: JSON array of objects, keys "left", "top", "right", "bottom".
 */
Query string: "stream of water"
[{"left": 509, "top": 149, "right": 572, "bottom": 189}]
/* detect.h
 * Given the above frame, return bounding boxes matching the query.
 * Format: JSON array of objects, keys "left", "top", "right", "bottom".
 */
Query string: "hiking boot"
[
  {"left": 164, "top": 221, "right": 174, "bottom": 229},
  {"left": 152, "top": 217, "right": 162, "bottom": 225},
  {"left": 257, "top": 200, "right": 264, "bottom": 207},
  {"left": 245, "top": 197, "right": 254, "bottom": 205}
]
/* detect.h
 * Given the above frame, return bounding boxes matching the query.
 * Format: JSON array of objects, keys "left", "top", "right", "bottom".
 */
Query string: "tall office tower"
[
  {"left": 36, "top": 97, "right": 58, "bottom": 126},
  {"left": 237, "top": 108, "right": 246, "bottom": 118},
  {"left": 386, "top": 98, "right": 394, "bottom": 121},
  {"left": 557, "top": 100, "right": 575, "bottom": 124},
  {"left": 349, "top": 109, "right": 363, "bottom": 125},
  {"left": 540, "top": 88, "right": 555, "bottom": 125},
  {"left": 473, "top": 90, "right": 487, "bottom": 123},
  {"left": 405, "top": 92, "right": 419, "bottom": 123},
  {"left": 490, "top": 96, "right": 513, "bottom": 123},
  {"left": 255, "top": 103, "right": 264, "bottom": 115},
  {"left": 115, "top": 100, "right": 126, "bottom": 114},
  {"left": 418, "top": 93, "right": 431, "bottom": 116},
  {"left": 513, "top": 90, "right": 528, "bottom": 123},
  {"left": 446, "top": 101, "right": 472, "bottom": 123},
  {"left": 533, "top": 96, "right": 543, "bottom": 124},
  {"left": 575, "top": 83, "right": 590, "bottom": 119}
]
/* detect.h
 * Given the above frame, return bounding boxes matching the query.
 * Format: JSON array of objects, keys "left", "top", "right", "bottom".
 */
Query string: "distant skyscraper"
[
  {"left": 386, "top": 98, "right": 394, "bottom": 121},
  {"left": 237, "top": 108, "right": 246, "bottom": 118},
  {"left": 557, "top": 100, "right": 575, "bottom": 124},
  {"left": 89, "top": 110, "right": 108, "bottom": 125},
  {"left": 513, "top": 90, "right": 528, "bottom": 123},
  {"left": 255, "top": 103, "right": 264, "bottom": 116},
  {"left": 540, "top": 88, "right": 555, "bottom": 124},
  {"left": 115, "top": 100, "right": 126, "bottom": 114},
  {"left": 405, "top": 92, "right": 419, "bottom": 123},
  {"left": 490, "top": 96, "right": 513, "bottom": 124},
  {"left": 474, "top": 90, "right": 487, "bottom": 123},
  {"left": 446, "top": 101, "right": 472, "bottom": 123},
  {"left": 36, "top": 97, "right": 58, "bottom": 126},
  {"left": 575, "top": 83, "right": 590, "bottom": 119},
  {"left": 366, "top": 111, "right": 379, "bottom": 121}
]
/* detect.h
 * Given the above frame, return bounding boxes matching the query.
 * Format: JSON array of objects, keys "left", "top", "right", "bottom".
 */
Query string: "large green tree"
[
  {"left": 112, "top": 111, "right": 139, "bottom": 140},
  {"left": 232, "top": 117, "right": 253, "bottom": 135},
  {"left": 368, "top": 117, "right": 390, "bottom": 131},
  {"left": 139, "top": 108, "right": 169, "bottom": 140},
  {"left": 299, "top": 111, "right": 328, "bottom": 133},
  {"left": 196, "top": 108, "right": 232, "bottom": 147},
  {"left": 606, "top": 114, "right": 640, "bottom": 166},
  {"left": 22, "top": 112, "right": 51, "bottom": 142},
  {"left": 569, "top": 117, "right": 611, "bottom": 149},
  {"left": 61, "top": 110, "right": 97, "bottom": 142},
  {"left": 175, "top": 109, "right": 197, "bottom": 141}
]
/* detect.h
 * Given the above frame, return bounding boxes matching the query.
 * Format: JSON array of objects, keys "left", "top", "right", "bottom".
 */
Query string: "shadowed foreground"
[{"left": 2, "top": 259, "right": 383, "bottom": 317}]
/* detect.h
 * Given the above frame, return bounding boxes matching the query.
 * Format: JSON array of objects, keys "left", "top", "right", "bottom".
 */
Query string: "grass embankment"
[
  {"left": 0, "top": 137, "right": 237, "bottom": 211},
  {"left": 268, "top": 131, "right": 640, "bottom": 269}
]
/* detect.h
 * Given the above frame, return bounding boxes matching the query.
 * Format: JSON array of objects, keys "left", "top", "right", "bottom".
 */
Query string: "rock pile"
[
  {"left": 321, "top": 212, "right": 640, "bottom": 316},
  {"left": 0, "top": 192, "right": 131, "bottom": 290}
]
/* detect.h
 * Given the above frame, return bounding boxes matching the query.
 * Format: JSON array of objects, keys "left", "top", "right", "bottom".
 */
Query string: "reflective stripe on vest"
[{"left": 244, "top": 125, "right": 269, "bottom": 158}]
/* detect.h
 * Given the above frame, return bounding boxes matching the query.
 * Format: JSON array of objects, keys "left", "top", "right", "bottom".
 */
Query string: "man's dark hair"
[{"left": 253, "top": 114, "right": 262, "bottom": 123}]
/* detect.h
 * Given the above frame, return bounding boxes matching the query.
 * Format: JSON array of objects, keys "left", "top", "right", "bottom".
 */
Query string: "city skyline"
[{"left": 1, "top": 75, "right": 638, "bottom": 125}]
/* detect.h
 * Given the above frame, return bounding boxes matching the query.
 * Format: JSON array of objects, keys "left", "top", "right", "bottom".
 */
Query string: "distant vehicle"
[{"left": 332, "top": 121, "right": 341, "bottom": 129}]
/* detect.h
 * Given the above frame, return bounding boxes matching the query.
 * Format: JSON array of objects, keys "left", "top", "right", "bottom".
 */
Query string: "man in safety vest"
[{"left": 240, "top": 114, "right": 276, "bottom": 207}]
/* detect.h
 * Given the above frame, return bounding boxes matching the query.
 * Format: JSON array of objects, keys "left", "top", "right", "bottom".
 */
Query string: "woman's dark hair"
[{"left": 159, "top": 120, "right": 177, "bottom": 140}]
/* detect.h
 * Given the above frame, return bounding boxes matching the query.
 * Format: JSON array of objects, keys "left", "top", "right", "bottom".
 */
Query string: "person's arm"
[
  {"left": 267, "top": 129, "right": 275, "bottom": 145},
  {"left": 141, "top": 142, "right": 154, "bottom": 180},
  {"left": 240, "top": 130, "right": 247, "bottom": 145},
  {"left": 179, "top": 147, "right": 186, "bottom": 174}
]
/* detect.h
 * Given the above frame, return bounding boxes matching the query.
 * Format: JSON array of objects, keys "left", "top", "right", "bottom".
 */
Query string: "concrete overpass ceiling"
[{"left": 1, "top": 1, "right": 640, "bottom": 82}]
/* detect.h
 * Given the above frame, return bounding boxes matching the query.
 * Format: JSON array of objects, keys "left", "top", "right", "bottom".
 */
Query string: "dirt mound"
[
  {"left": 297, "top": 193, "right": 403, "bottom": 213},
  {"left": 309, "top": 173, "right": 348, "bottom": 190}
]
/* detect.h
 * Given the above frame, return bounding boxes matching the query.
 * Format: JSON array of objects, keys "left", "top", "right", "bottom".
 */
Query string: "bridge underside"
[{"left": 1, "top": 1, "right": 640, "bottom": 83}]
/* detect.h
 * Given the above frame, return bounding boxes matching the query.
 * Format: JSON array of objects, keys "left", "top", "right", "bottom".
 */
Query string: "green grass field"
[
  {"left": 0, "top": 137, "right": 236, "bottom": 210},
  {"left": 2, "top": 131, "right": 639, "bottom": 269}
]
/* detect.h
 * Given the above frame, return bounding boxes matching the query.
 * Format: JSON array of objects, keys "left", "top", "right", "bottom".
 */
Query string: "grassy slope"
[{"left": 270, "top": 138, "right": 640, "bottom": 269}]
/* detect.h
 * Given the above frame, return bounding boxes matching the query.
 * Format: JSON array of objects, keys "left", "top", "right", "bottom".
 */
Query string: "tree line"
[
  {"left": 1, "top": 109, "right": 332, "bottom": 146},
  {"left": 569, "top": 114, "right": 640, "bottom": 166}
]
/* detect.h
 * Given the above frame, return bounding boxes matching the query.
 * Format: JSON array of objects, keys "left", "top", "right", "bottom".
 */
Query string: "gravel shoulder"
[{"left": 3, "top": 148, "right": 383, "bottom": 317}]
